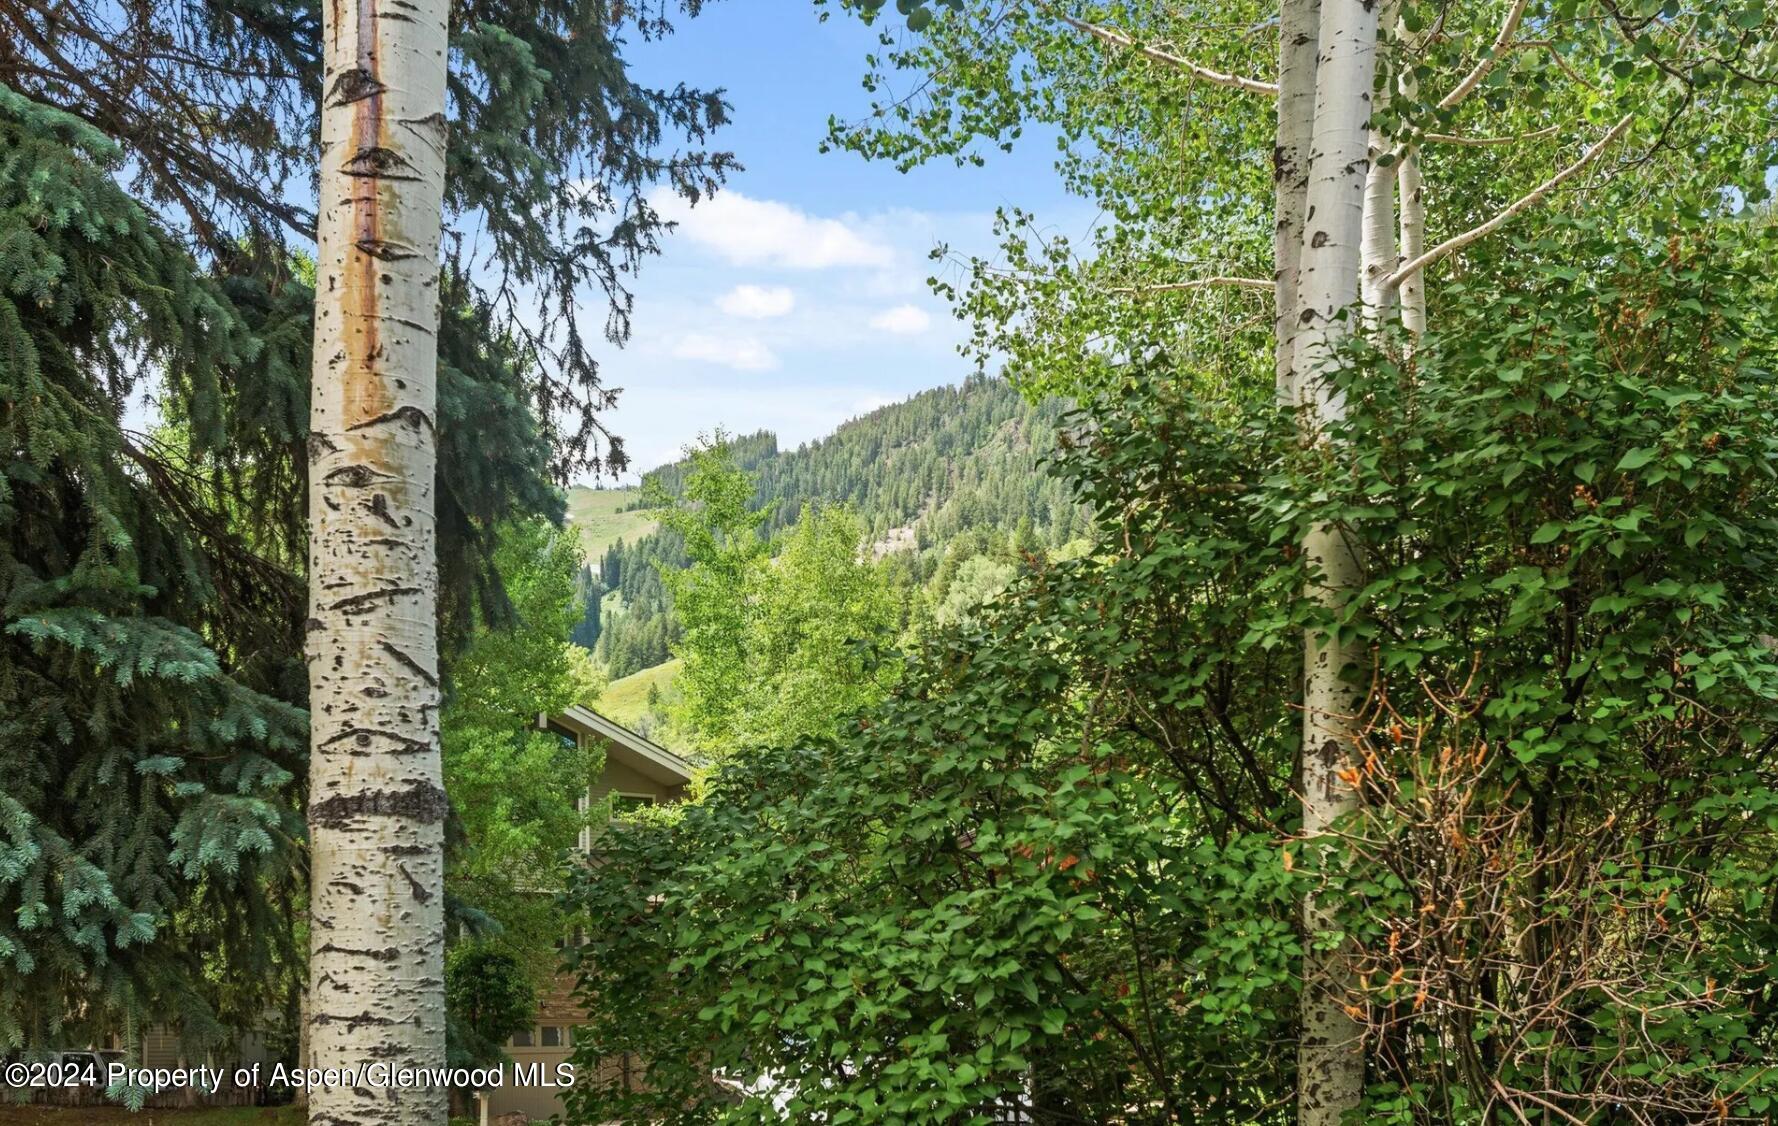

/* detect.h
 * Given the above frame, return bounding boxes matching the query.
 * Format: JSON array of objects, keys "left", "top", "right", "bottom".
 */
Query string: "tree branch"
[
  {"left": 1113, "top": 276, "right": 1276, "bottom": 296},
  {"left": 1423, "top": 124, "right": 1560, "bottom": 147},
  {"left": 1058, "top": 13, "right": 1278, "bottom": 97},
  {"left": 1384, "top": 114, "right": 1633, "bottom": 290},
  {"left": 1437, "top": 0, "right": 1532, "bottom": 109}
]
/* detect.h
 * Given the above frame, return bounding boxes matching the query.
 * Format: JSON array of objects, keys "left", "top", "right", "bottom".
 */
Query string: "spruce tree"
[
  {"left": 0, "top": 0, "right": 728, "bottom": 1063},
  {"left": 0, "top": 89, "right": 308, "bottom": 1053}
]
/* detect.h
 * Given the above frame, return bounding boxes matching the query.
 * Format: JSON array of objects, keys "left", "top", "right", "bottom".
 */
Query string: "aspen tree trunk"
[
  {"left": 1291, "top": 0, "right": 1379, "bottom": 1120},
  {"left": 305, "top": 0, "right": 451, "bottom": 1122},
  {"left": 1397, "top": 151, "right": 1427, "bottom": 335},
  {"left": 1273, "top": 0, "right": 1321, "bottom": 402},
  {"left": 294, "top": 984, "right": 308, "bottom": 1109},
  {"left": 1394, "top": 24, "right": 1428, "bottom": 338},
  {"left": 1359, "top": 6, "right": 1400, "bottom": 327}
]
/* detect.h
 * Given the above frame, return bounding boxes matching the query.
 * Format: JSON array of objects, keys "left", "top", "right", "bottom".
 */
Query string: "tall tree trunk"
[
  {"left": 1394, "top": 21, "right": 1427, "bottom": 340},
  {"left": 1359, "top": 6, "right": 1399, "bottom": 328},
  {"left": 1274, "top": 0, "right": 1321, "bottom": 403},
  {"left": 1291, "top": 0, "right": 1379, "bottom": 1121},
  {"left": 294, "top": 981, "right": 308, "bottom": 1110},
  {"left": 1396, "top": 149, "right": 1426, "bottom": 336},
  {"left": 305, "top": 0, "right": 451, "bottom": 1122}
]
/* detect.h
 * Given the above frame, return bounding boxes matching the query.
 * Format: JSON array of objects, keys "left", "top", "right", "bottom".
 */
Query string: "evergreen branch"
[
  {"left": 1057, "top": 13, "right": 1278, "bottom": 97},
  {"left": 1385, "top": 114, "right": 1634, "bottom": 291}
]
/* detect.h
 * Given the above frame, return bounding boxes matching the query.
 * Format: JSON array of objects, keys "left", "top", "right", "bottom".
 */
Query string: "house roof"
[{"left": 553, "top": 704, "right": 694, "bottom": 788}]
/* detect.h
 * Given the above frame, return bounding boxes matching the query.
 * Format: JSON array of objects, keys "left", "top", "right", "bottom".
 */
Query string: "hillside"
[
  {"left": 565, "top": 485, "right": 657, "bottom": 562},
  {"left": 593, "top": 658, "right": 682, "bottom": 743},
  {"left": 637, "top": 375, "right": 1081, "bottom": 546},
  {"left": 573, "top": 375, "right": 1083, "bottom": 680}
]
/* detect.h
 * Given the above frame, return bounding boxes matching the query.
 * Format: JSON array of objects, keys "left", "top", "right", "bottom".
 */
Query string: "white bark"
[
  {"left": 1291, "top": 0, "right": 1378, "bottom": 1120},
  {"left": 306, "top": 0, "right": 452, "bottom": 1123},
  {"left": 1359, "top": 5, "right": 1400, "bottom": 327},
  {"left": 1396, "top": 21, "right": 1428, "bottom": 339},
  {"left": 1273, "top": 0, "right": 1320, "bottom": 404},
  {"left": 1360, "top": 159, "right": 1396, "bottom": 325},
  {"left": 1397, "top": 148, "right": 1427, "bottom": 337}
]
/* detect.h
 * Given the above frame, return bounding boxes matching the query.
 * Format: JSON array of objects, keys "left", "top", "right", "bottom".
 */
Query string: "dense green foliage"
[
  {"left": 0, "top": 0, "right": 725, "bottom": 1061},
  {"left": 565, "top": 221, "right": 1778, "bottom": 1122},
  {"left": 1304, "top": 223, "right": 1778, "bottom": 1120},
  {"left": 650, "top": 441, "right": 901, "bottom": 753},
  {"left": 0, "top": 91, "right": 311, "bottom": 1053},
  {"left": 821, "top": 0, "right": 1777, "bottom": 412},
  {"left": 445, "top": 946, "right": 537, "bottom": 1071},
  {"left": 0, "top": 0, "right": 735, "bottom": 474},
  {"left": 580, "top": 376, "right": 1085, "bottom": 679},
  {"left": 442, "top": 519, "right": 601, "bottom": 985}
]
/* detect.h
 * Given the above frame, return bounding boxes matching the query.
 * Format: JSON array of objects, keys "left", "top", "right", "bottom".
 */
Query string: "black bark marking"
[
  {"left": 347, "top": 405, "right": 435, "bottom": 432},
  {"left": 309, "top": 781, "right": 448, "bottom": 828},
  {"left": 399, "top": 111, "right": 447, "bottom": 132},
  {"left": 354, "top": 237, "right": 419, "bottom": 261},
  {"left": 326, "top": 586, "right": 422, "bottom": 613},
  {"left": 324, "top": 463, "right": 392, "bottom": 488},
  {"left": 317, "top": 943, "right": 401, "bottom": 962},
  {"left": 341, "top": 145, "right": 420, "bottom": 181},
  {"left": 307, "top": 432, "right": 341, "bottom": 461},
  {"left": 326, "top": 68, "right": 386, "bottom": 107},
  {"left": 1318, "top": 738, "right": 1343, "bottom": 800},
  {"left": 1311, "top": 230, "right": 1329, "bottom": 248},
  {"left": 399, "top": 862, "right": 433, "bottom": 903},
  {"left": 367, "top": 312, "right": 433, "bottom": 332},
  {"left": 367, "top": 492, "right": 401, "bottom": 528},
  {"left": 379, "top": 640, "right": 439, "bottom": 686},
  {"left": 320, "top": 725, "right": 432, "bottom": 755},
  {"left": 312, "top": 1009, "right": 402, "bottom": 1031}
]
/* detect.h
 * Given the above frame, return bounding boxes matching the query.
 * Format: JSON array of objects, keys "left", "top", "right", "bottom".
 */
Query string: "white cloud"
[
  {"left": 716, "top": 284, "right": 797, "bottom": 319},
  {"left": 654, "top": 190, "right": 895, "bottom": 270},
  {"left": 868, "top": 304, "right": 933, "bottom": 335},
  {"left": 670, "top": 333, "right": 779, "bottom": 372}
]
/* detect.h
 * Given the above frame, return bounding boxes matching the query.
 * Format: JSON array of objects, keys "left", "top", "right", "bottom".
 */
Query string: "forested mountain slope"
[
  {"left": 570, "top": 374, "right": 1081, "bottom": 678},
  {"left": 635, "top": 374, "right": 1082, "bottom": 546}
]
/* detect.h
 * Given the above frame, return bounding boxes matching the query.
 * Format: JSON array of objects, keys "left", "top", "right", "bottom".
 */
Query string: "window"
[
  {"left": 613, "top": 793, "right": 656, "bottom": 814},
  {"left": 541, "top": 1026, "right": 564, "bottom": 1048},
  {"left": 511, "top": 1029, "right": 534, "bottom": 1048},
  {"left": 545, "top": 720, "right": 579, "bottom": 753}
]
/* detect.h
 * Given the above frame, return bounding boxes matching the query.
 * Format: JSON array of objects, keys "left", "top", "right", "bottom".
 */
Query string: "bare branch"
[
  {"left": 1437, "top": 0, "right": 1532, "bottom": 109},
  {"left": 1113, "top": 276, "right": 1276, "bottom": 296},
  {"left": 1384, "top": 114, "right": 1634, "bottom": 290},
  {"left": 1423, "top": 124, "right": 1560, "bottom": 147},
  {"left": 1058, "top": 13, "right": 1278, "bottom": 97}
]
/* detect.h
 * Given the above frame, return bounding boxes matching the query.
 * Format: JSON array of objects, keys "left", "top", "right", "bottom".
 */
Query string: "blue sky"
[{"left": 583, "top": 1, "right": 1076, "bottom": 483}]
